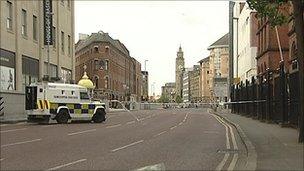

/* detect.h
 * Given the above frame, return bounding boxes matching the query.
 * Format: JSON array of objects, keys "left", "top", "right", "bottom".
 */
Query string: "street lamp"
[{"left": 144, "top": 60, "right": 148, "bottom": 71}]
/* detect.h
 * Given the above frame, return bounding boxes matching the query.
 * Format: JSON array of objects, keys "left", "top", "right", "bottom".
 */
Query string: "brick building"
[
  {"left": 199, "top": 57, "right": 211, "bottom": 102},
  {"left": 287, "top": 3, "right": 304, "bottom": 73},
  {"left": 75, "top": 31, "right": 142, "bottom": 102},
  {"left": 256, "top": 6, "right": 290, "bottom": 78}
]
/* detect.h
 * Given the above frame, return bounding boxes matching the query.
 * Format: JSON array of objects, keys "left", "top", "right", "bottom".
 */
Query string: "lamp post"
[{"left": 144, "top": 60, "right": 148, "bottom": 71}]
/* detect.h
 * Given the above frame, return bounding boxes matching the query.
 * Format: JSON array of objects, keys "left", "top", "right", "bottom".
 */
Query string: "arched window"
[
  {"left": 94, "top": 75, "right": 99, "bottom": 89},
  {"left": 104, "top": 76, "right": 109, "bottom": 89}
]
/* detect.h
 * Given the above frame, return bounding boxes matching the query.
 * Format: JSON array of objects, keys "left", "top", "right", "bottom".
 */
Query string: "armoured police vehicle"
[{"left": 25, "top": 82, "right": 106, "bottom": 124}]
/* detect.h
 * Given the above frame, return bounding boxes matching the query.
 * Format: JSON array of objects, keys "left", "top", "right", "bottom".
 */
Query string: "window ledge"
[
  {"left": 7, "top": 28, "right": 14, "bottom": 34},
  {"left": 22, "top": 35, "right": 28, "bottom": 40}
]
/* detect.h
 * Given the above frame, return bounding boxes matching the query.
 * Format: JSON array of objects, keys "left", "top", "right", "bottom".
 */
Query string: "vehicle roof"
[{"left": 33, "top": 82, "right": 87, "bottom": 90}]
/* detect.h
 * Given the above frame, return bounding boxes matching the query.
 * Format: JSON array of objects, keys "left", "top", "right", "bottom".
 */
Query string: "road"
[{"left": 0, "top": 108, "right": 247, "bottom": 170}]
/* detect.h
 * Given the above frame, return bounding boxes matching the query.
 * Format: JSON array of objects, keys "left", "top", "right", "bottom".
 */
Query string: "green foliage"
[
  {"left": 158, "top": 95, "right": 170, "bottom": 103},
  {"left": 175, "top": 95, "right": 183, "bottom": 104},
  {"left": 246, "top": 0, "right": 290, "bottom": 26}
]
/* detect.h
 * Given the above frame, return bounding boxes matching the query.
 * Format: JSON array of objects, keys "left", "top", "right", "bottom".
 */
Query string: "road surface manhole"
[{"left": 217, "top": 149, "right": 239, "bottom": 154}]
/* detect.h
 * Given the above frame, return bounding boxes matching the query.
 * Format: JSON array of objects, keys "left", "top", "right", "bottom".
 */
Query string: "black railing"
[{"left": 230, "top": 69, "right": 300, "bottom": 128}]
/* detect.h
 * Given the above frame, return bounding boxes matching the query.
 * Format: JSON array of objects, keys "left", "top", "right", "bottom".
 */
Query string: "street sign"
[{"left": 43, "top": 0, "right": 53, "bottom": 45}]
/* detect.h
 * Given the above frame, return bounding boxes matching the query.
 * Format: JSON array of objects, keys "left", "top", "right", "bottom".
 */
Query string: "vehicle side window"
[{"left": 80, "top": 92, "right": 89, "bottom": 100}]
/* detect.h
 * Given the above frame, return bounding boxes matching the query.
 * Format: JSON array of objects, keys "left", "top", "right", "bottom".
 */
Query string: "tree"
[
  {"left": 246, "top": 0, "right": 304, "bottom": 142},
  {"left": 175, "top": 95, "right": 183, "bottom": 104},
  {"left": 157, "top": 95, "right": 169, "bottom": 103}
]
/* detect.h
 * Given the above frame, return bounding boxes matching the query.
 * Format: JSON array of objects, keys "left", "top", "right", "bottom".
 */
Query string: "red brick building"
[
  {"left": 256, "top": 6, "right": 290, "bottom": 78},
  {"left": 288, "top": 3, "right": 304, "bottom": 73},
  {"left": 75, "top": 31, "right": 142, "bottom": 102}
]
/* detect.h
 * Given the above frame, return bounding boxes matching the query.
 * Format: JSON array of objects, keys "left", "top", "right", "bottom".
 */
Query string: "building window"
[
  {"left": 44, "top": 62, "right": 58, "bottom": 78},
  {"left": 33, "top": 15, "right": 37, "bottom": 41},
  {"left": 52, "top": 26, "right": 56, "bottom": 48},
  {"left": 61, "top": 67, "right": 72, "bottom": 83},
  {"left": 67, "top": 0, "right": 71, "bottom": 8},
  {"left": 6, "top": 1, "right": 13, "bottom": 30},
  {"left": 68, "top": 35, "right": 71, "bottom": 55},
  {"left": 105, "top": 77, "right": 109, "bottom": 89},
  {"left": 61, "top": 31, "right": 64, "bottom": 53},
  {"left": 0, "top": 49, "right": 16, "bottom": 91},
  {"left": 94, "top": 46, "right": 99, "bottom": 53},
  {"left": 22, "top": 56, "right": 39, "bottom": 91},
  {"left": 105, "top": 60, "right": 109, "bottom": 70},
  {"left": 21, "top": 9, "right": 27, "bottom": 36}
]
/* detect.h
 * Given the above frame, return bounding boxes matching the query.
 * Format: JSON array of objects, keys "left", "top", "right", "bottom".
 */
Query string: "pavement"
[
  {"left": 214, "top": 108, "right": 304, "bottom": 171},
  {"left": 0, "top": 108, "right": 247, "bottom": 170}
]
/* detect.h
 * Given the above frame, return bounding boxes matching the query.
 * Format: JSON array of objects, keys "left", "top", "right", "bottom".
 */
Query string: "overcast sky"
[{"left": 75, "top": 1, "right": 229, "bottom": 96}]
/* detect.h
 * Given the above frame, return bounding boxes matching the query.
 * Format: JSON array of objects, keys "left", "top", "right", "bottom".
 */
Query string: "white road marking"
[
  {"left": 0, "top": 128, "right": 27, "bottom": 133},
  {"left": 178, "top": 122, "right": 183, "bottom": 126},
  {"left": 153, "top": 131, "right": 167, "bottom": 137},
  {"left": 16, "top": 122, "right": 26, "bottom": 125},
  {"left": 170, "top": 126, "right": 177, "bottom": 130},
  {"left": 46, "top": 159, "right": 87, "bottom": 171},
  {"left": 126, "top": 121, "right": 135, "bottom": 125},
  {"left": 0, "top": 124, "right": 8, "bottom": 127},
  {"left": 68, "top": 129, "right": 96, "bottom": 136},
  {"left": 111, "top": 140, "right": 144, "bottom": 152},
  {"left": 106, "top": 124, "right": 122, "bottom": 129},
  {"left": 1, "top": 138, "right": 42, "bottom": 148},
  {"left": 0, "top": 158, "right": 5, "bottom": 162},
  {"left": 135, "top": 163, "right": 166, "bottom": 171}
]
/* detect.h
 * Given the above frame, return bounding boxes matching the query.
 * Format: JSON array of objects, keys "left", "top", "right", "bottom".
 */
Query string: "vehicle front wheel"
[
  {"left": 92, "top": 109, "right": 106, "bottom": 123},
  {"left": 56, "top": 109, "right": 69, "bottom": 124}
]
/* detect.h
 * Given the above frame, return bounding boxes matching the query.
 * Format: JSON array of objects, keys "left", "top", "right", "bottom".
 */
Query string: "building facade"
[
  {"left": 161, "top": 82, "right": 175, "bottom": 102},
  {"left": 256, "top": 7, "right": 290, "bottom": 79},
  {"left": 189, "top": 65, "right": 201, "bottom": 102},
  {"left": 75, "top": 31, "right": 142, "bottom": 102},
  {"left": 175, "top": 46, "right": 185, "bottom": 98},
  {"left": 199, "top": 57, "right": 211, "bottom": 102},
  {"left": 141, "top": 71, "right": 149, "bottom": 101},
  {"left": 0, "top": 0, "right": 75, "bottom": 119},
  {"left": 233, "top": 2, "right": 258, "bottom": 82},
  {"left": 207, "top": 33, "right": 229, "bottom": 102},
  {"left": 182, "top": 67, "right": 192, "bottom": 102}
]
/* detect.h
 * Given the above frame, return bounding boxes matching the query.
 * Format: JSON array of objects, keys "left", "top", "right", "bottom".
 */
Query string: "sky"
[{"left": 75, "top": 1, "right": 229, "bottom": 96}]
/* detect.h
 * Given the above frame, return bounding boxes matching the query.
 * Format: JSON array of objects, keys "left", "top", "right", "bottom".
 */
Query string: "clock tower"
[{"left": 175, "top": 45, "right": 185, "bottom": 98}]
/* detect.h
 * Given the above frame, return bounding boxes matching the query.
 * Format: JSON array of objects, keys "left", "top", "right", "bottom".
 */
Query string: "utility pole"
[
  {"left": 144, "top": 60, "right": 148, "bottom": 71},
  {"left": 228, "top": 1, "right": 235, "bottom": 102}
]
